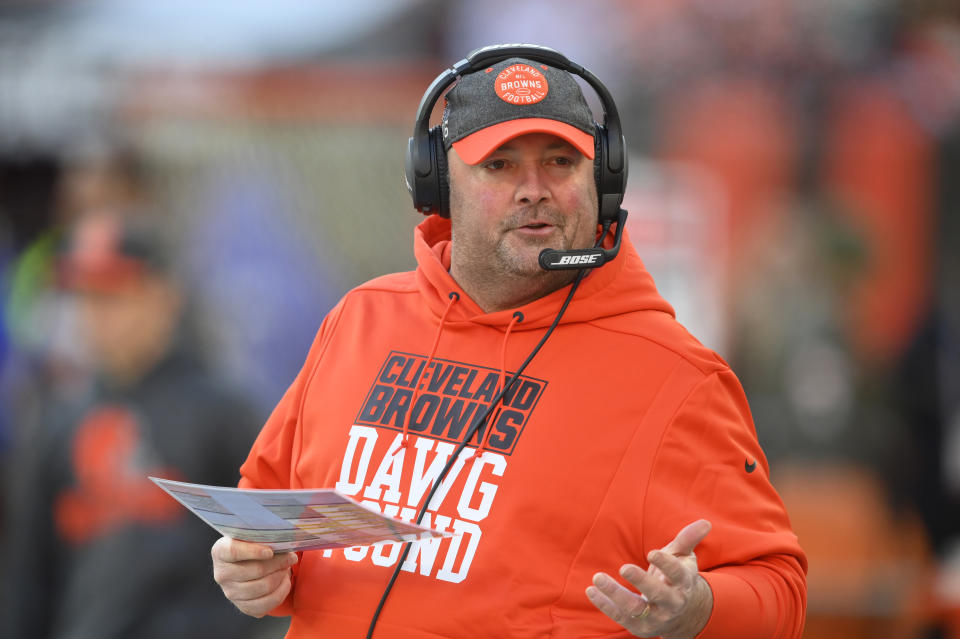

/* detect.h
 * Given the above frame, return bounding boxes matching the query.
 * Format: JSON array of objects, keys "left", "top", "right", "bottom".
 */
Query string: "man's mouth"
[{"left": 513, "top": 222, "right": 557, "bottom": 238}]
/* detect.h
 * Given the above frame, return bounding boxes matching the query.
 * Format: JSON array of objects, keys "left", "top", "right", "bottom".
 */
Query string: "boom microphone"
[{"left": 538, "top": 208, "right": 628, "bottom": 270}]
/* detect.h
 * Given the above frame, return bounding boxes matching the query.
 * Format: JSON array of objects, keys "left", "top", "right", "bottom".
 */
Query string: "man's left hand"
[{"left": 585, "top": 519, "right": 713, "bottom": 639}]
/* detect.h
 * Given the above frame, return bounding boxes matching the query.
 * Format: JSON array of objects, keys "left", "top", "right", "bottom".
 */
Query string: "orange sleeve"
[
  {"left": 697, "top": 556, "right": 807, "bottom": 639},
  {"left": 644, "top": 369, "right": 807, "bottom": 639}
]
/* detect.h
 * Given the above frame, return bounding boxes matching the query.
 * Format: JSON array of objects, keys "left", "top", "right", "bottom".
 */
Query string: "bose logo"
[{"left": 553, "top": 254, "right": 600, "bottom": 266}]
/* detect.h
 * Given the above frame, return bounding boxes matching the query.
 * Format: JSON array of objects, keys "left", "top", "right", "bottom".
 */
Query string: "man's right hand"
[{"left": 211, "top": 536, "right": 299, "bottom": 617}]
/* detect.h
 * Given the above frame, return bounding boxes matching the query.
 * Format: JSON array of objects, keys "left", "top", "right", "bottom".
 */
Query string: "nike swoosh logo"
[{"left": 745, "top": 459, "right": 757, "bottom": 473}]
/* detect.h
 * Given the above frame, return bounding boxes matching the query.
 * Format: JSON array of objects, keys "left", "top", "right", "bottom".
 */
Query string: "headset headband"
[{"left": 406, "top": 43, "right": 627, "bottom": 221}]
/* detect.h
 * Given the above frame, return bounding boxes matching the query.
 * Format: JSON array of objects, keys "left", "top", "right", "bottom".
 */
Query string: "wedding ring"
[
  {"left": 630, "top": 594, "right": 651, "bottom": 620},
  {"left": 629, "top": 605, "right": 651, "bottom": 621}
]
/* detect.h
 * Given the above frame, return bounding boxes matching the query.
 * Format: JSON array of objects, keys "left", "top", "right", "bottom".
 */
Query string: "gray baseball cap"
[{"left": 441, "top": 57, "right": 596, "bottom": 165}]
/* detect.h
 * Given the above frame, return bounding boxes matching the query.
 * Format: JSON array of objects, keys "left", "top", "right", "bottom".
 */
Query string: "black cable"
[{"left": 364, "top": 263, "right": 596, "bottom": 638}]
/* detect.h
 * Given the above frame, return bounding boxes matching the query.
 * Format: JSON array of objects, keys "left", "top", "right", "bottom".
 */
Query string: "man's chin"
[{"left": 504, "top": 254, "right": 574, "bottom": 280}]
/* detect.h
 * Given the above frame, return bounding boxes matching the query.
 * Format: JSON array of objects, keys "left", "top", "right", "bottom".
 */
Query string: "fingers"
[
  {"left": 212, "top": 539, "right": 296, "bottom": 583},
  {"left": 212, "top": 536, "right": 274, "bottom": 563},
  {"left": 211, "top": 536, "right": 299, "bottom": 618},
  {"left": 620, "top": 563, "right": 686, "bottom": 613},
  {"left": 646, "top": 549, "right": 691, "bottom": 588},
  {"left": 213, "top": 547, "right": 298, "bottom": 591},
  {"left": 661, "top": 519, "right": 711, "bottom": 556},
  {"left": 230, "top": 568, "right": 294, "bottom": 618},
  {"left": 588, "top": 573, "right": 643, "bottom": 617},
  {"left": 585, "top": 521, "right": 714, "bottom": 637},
  {"left": 587, "top": 563, "right": 699, "bottom": 635},
  {"left": 586, "top": 573, "right": 652, "bottom": 630}
]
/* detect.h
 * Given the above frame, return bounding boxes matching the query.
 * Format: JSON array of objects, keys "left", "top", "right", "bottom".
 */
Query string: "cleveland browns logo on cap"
[{"left": 494, "top": 64, "right": 549, "bottom": 105}]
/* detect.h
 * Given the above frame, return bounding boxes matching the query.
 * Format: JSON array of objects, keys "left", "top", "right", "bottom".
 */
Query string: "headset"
[{"left": 404, "top": 44, "right": 629, "bottom": 270}]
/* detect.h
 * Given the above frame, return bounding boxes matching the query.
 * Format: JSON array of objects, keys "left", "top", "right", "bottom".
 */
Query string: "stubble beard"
[{"left": 452, "top": 204, "right": 588, "bottom": 311}]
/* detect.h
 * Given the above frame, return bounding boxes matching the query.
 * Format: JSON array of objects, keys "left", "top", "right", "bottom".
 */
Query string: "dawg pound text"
[{"left": 323, "top": 352, "right": 548, "bottom": 583}]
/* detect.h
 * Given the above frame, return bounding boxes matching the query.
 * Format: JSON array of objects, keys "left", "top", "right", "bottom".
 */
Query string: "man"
[
  {"left": 1, "top": 213, "right": 270, "bottom": 639},
  {"left": 212, "top": 47, "right": 807, "bottom": 638}
]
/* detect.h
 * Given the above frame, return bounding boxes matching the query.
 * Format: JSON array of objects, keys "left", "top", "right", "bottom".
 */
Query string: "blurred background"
[{"left": 0, "top": 0, "right": 957, "bottom": 637}]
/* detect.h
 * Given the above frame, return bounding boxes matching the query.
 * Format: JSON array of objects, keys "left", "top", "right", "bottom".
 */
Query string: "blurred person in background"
[
  {"left": 0, "top": 146, "right": 155, "bottom": 574},
  {"left": 0, "top": 211, "right": 277, "bottom": 639},
  {"left": 1, "top": 146, "right": 152, "bottom": 466}
]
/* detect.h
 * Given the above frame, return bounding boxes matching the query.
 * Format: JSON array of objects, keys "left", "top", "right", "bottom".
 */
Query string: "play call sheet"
[{"left": 149, "top": 477, "right": 448, "bottom": 552}]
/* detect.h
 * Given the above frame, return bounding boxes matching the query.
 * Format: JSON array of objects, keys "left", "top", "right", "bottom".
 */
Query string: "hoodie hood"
[{"left": 413, "top": 215, "right": 675, "bottom": 330}]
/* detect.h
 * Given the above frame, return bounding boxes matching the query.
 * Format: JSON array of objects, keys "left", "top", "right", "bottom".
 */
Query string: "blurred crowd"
[{"left": 0, "top": 1, "right": 958, "bottom": 638}]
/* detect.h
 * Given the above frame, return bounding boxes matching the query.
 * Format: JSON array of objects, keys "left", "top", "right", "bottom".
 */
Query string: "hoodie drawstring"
[
  {"left": 400, "top": 291, "right": 460, "bottom": 449},
  {"left": 368, "top": 268, "right": 589, "bottom": 639},
  {"left": 474, "top": 311, "right": 524, "bottom": 460}
]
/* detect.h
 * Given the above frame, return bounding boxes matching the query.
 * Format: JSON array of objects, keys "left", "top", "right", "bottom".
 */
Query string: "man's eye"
[
  {"left": 553, "top": 156, "right": 573, "bottom": 166},
  {"left": 484, "top": 159, "right": 507, "bottom": 170}
]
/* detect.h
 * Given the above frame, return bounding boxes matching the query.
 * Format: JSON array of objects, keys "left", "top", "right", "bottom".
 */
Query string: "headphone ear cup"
[
  {"left": 431, "top": 127, "right": 451, "bottom": 218},
  {"left": 405, "top": 126, "right": 449, "bottom": 216},
  {"left": 594, "top": 123, "right": 627, "bottom": 224},
  {"left": 594, "top": 124, "right": 613, "bottom": 224}
]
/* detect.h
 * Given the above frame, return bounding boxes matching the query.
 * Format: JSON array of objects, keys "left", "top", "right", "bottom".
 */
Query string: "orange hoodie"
[{"left": 240, "top": 215, "right": 807, "bottom": 638}]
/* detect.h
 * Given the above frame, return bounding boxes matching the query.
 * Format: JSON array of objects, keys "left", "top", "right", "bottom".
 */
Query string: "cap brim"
[{"left": 451, "top": 118, "right": 595, "bottom": 165}]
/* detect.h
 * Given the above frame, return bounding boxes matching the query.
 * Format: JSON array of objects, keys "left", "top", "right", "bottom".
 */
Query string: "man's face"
[{"left": 447, "top": 132, "right": 598, "bottom": 306}]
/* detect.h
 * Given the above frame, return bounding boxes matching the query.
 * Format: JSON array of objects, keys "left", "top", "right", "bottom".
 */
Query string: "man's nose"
[{"left": 515, "top": 165, "right": 550, "bottom": 205}]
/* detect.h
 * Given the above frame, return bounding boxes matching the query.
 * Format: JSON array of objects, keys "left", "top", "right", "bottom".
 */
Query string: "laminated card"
[{"left": 150, "top": 477, "right": 448, "bottom": 552}]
